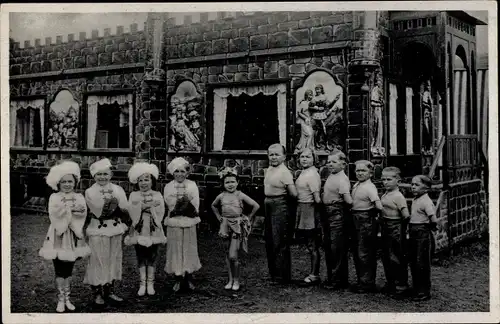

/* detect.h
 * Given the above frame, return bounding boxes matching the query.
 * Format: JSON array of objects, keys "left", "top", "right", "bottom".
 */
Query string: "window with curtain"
[
  {"left": 10, "top": 98, "right": 45, "bottom": 148},
  {"left": 86, "top": 93, "right": 133, "bottom": 149},
  {"left": 212, "top": 83, "right": 287, "bottom": 152}
]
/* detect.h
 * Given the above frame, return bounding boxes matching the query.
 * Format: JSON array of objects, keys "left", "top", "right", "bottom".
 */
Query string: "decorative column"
[
  {"left": 347, "top": 11, "right": 386, "bottom": 178},
  {"left": 136, "top": 13, "right": 168, "bottom": 174}
]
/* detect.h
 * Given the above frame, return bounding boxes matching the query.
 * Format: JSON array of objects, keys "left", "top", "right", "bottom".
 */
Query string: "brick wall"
[
  {"left": 9, "top": 25, "right": 148, "bottom": 211},
  {"left": 163, "top": 11, "right": 353, "bottom": 61},
  {"left": 10, "top": 24, "right": 146, "bottom": 76}
]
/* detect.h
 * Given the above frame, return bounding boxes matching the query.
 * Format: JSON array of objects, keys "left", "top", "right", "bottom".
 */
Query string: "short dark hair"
[
  {"left": 382, "top": 166, "right": 402, "bottom": 179},
  {"left": 134, "top": 175, "right": 158, "bottom": 191},
  {"left": 355, "top": 160, "right": 374, "bottom": 171},
  {"left": 221, "top": 173, "right": 239, "bottom": 183},
  {"left": 268, "top": 143, "right": 286, "bottom": 155},
  {"left": 413, "top": 174, "right": 432, "bottom": 188}
]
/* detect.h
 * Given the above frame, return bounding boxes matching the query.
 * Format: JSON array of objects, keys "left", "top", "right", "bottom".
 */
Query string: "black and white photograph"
[{"left": 1, "top": 2, "right": 497, "bottom": 323}]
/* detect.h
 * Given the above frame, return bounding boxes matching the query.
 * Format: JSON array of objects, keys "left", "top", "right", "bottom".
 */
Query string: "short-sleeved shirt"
[
  {"left": 264, "top": 163, "right": 294, "bottom": 197},
  {"left": 295, "top": 167, "right": 321, "bottom": 203},
  {"left": 322, "top": 170, "right": 350, "bottom": 205},
  {"left": 410, "top": 193, "right": 437, "bottom": 224},
  {"left": 381, "top": 189, "right": 408, "bottom": 219},
  {"left": 351, "top": 180, "right": 380, "bottom": 211}
]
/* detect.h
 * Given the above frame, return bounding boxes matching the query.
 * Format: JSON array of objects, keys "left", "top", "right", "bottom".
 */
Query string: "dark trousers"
[
  {"left": 135, "top": 244, "right": 159, "bottom": 267},
  {"left": 381, "top": 218, "right": 408, "bottom": 289},
  {"left": 264, "top": 196, "right": 292, "bottom": 282},
  {"left": 408, "top": 224, "right": 432, "bottom": 296},
  {"left": 53, "top": 259, "right": 75, "bottom": 278},
  {"left": 351, "top": 209, "right": 379, "bottom": 289},
  {"left": 322, "top": 203, "right": 349, "bottom": 286}
]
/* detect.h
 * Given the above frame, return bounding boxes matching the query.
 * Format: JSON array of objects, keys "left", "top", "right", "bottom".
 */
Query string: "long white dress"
[
  {"left": 83, "top": 183, "right": 129, "bottom": 286},
  {"left": 163, "top": 179, "right": 202, "bottom": 276}
]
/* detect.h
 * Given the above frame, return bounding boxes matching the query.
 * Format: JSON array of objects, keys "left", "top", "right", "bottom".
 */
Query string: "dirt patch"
[{"left": 10, "top": 213, "right": 489, "bottom": 313}]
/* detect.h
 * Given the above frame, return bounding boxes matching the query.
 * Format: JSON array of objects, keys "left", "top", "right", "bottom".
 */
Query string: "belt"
[{"left": 265, "top": 195, "right": 287, "bottom": 198}]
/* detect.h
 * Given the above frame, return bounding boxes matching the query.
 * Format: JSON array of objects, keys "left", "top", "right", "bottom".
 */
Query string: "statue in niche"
[
  {"left": 294, "top": 89, "right": 315, "bottom": 154},
  {"left": 168, "top": 80, "right": 203, "bottom": 152},
  {"left": 295, "top": 70, "right": 344, "bottom": 154},
  {"left": 421, "top": 80, "right": 434, "bottom": 155},
  {"left": 47, "top": 90, "right": 79, "bottom": 150},
  {"left": 370, "top": 72, "right": 385, "bottom": 157}
]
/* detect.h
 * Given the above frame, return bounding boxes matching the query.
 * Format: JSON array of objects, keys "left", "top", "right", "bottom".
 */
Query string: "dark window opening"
[
  {"left": 95, "top": 102, "right": 130, "bottom": 149},
  {"left": 222, "top": 93, "right": 279, "bottom": 151},
  {"left": 13, "top": 106, "right": 42, "bottom": 147}
]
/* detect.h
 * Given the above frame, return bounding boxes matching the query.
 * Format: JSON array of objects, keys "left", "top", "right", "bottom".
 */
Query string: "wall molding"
[{"left": 10, "top": 63, "right": 146, "bottom": 81}]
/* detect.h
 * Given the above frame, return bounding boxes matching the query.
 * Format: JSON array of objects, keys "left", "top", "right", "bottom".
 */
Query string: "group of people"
[
  {"left": 39, "top": 143, "right": 439, "bottom": 313},
  {"left": 40, "top": 157, "right": 203, "bottom": 312},
  {"left": 263, "top": 144, "right": 438, "bottom": 302}
]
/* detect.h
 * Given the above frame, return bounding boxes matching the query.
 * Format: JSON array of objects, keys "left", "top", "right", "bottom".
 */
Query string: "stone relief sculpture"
[
  {"left": 168, "top": 80, "right": 203, "bottom": 152},
  {"left": 295, "top": 70, "right": 344, "bottom": 154},
  {"left": 421, "top": 80, "right": 434, "bottom": 155},
  {"left": 370, "top": 71, "right": 385, "bottom": 157},
  {"left": 47, "top": 90, "right": 79, "bottom": 150},
  {"left": 294, "top": 89, "right": 315, "bottom": 153}
]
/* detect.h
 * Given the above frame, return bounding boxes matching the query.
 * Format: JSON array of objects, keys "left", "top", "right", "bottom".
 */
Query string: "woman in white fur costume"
[
  {"left": 39, "top": 160, "right": 91, "bottom": 313},
  {"left": 83, "top": 158, "right": 131, "bottom": 305},
  {"left": 124, "top": 162, "right": 166, "bottom": 296},
  {"left": 163, "top": 157, "right": 202, "bottom": 292}
]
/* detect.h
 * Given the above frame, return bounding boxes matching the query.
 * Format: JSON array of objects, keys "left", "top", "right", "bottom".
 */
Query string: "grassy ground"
[{"left": 10, "top": 213, "right": 489, "bottom": 313}]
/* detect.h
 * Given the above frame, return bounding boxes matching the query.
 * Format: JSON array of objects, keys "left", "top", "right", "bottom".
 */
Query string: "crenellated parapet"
[{"left": 9, "top": 23, "right": 148, "bottom": 76}]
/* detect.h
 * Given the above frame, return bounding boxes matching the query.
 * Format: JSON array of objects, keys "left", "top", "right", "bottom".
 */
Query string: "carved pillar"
[
  {"left": 347, "top": 11, "right": 386, "bottom": 178},
  {"left": 136, "top": 13, "right": 168, "bottom": 174}
]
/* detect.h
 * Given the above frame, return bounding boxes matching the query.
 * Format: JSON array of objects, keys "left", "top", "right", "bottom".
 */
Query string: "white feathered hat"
[
  {"left": 167, "top": 157, "right": 190, "bottom": 175},
  {"left": 46, "top": 161, "right": 81, "bottom": 191},
  {"left": 128, "top": 162, "right": 159, "bottom": 184},
  {"left": 89, "top": 158, "right": 112, "bottom": 177}
]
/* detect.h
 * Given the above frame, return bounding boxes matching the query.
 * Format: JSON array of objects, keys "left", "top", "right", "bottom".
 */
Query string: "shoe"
[
  {"left": 172, "top": 281, "right": 181, "bottom": 293},
  {"left": 92, "top": 285, "right": 105, "bottom": 305},
  {"left": 146, "top": 266, "right": 156, "bottom": 296},
  {"left": 63, "top": 278, "right": 75, "bottom": 311},
  {"left": 56, "top": 277, "right": 65, "bottom": 313},
  {"left": 322, "top": 281, "right": 347, "bottom": 291},
  {"left": 303, "top": 274, "right": 321, "bottom": 285},
  {"left": 108, "top": 294, "right": 124, "bottom": 302},
  {"left": 232, "top": 281, "right": 240, "bottom": 292},
  {"left": 137, "top": 267, "right": 146, "bottom": 296},
  {"left": 350, "top": 284, "right": 376, "bottom": 294},
  {"left": 224, "top": 281, "right": 233, "bottom": 290},
  {"left": 381, "top": 284, "right": 395, "bottom": 295},
  {"left": 105, "top": 281, "right": 123, "bottom": 302},
  {"left": 412, "top": 294, "right": 431, "bottom": 301},
  {"left": 94, "top": 294, "right": 105, "bottom": 305}
]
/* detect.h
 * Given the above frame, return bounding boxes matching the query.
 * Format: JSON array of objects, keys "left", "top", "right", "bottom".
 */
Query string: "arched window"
[
  {"left": 453, "top": 46, "right": 469, "bottom": 135},
  {"left": 447, "top": 42, "right": 452, "bottom": 134},
  {"left": 471, "top": 50, "right": 477, "bottom": 135},
  {"left": 168, "top": 80, "right": 203, "bottom": 153},
  {"left": 47, "top": 90, "right": 80, "bottom": 150},
  {"left": 295, "top": 70, "right": 344, "bottom": 154}
]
